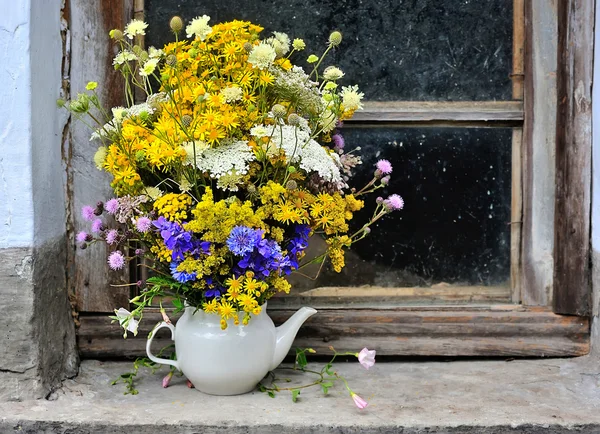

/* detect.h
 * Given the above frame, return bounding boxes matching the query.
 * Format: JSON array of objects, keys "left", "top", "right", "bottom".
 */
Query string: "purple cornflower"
[
  {"left": 81, "top": 205, "right": 95, "bottom": 221},
  {"left": 384, "top": 194, "right": 404, "bottom": 211},
  {"left": 136, "top": 217, "right": 152, "bottom": 233},
  {"left": 153, "top": 217, "right": 210, "bottom": 261},
  {"left": 376, "top": 159, "right": 393, "bottom": 175},
  {"left": 226, "top": 226, "right": 263, "bottom": 256},
  {"left": 105, "top": 229, "right": 118, "bottom": 245},
  {"left": 91, "top": 218, "right": 104, "bottom": 233},
  {"left": 332, "top": 134, "right": 345, "bottom": 150},
  {"left": 76, "top": 231, "right": 88, "bottom": 243},
  {"left": 105, "top": 198, "right": 119, "bottom": 214},
  {"left": 107, "top": 251, "right": 125, "bottom": 270}
]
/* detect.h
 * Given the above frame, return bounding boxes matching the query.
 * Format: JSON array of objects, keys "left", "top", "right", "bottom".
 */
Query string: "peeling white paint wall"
[
  {"left": 0, "top": 0, "right": 66, "bottom": 248},
  {"left": 0, "top": 0, "right": 34, "bottom": 248},
  {"left": 592, "top": 1, "right": 600, "bottom": 352}
]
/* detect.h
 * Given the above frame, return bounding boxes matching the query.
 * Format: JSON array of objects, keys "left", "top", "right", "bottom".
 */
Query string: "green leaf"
[
  {"left": 267, "top": 391, "right": 276, "bottom": 398},
  {"left": 321, "top": 381, "right": 333, "bottom": 395},
  {"left": 258, "top": 384, "right": 266, "bottom": 393},
  {"left": 291, "top": 389, "right": 301, "bottom": 402},
  {"left": 325, "top": 363, "right": 334, "bottom": 376},
  {"left": 295, "top": 348, "right": 308, "bottom": 370},
  {"left": 172, "top": 298, "right": 183, "bottom": 312}
]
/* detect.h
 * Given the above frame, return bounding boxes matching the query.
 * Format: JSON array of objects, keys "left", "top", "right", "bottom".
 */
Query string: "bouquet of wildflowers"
[{"left": 61, "top": 15, "right": 403, "bottom": 334}]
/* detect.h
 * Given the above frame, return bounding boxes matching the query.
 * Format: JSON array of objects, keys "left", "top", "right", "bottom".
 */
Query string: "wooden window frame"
[{"left": 71, "top": 0, "right": 593, "bottom": 358}]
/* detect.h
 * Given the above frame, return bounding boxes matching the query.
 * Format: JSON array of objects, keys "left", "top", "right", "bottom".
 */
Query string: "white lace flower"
[
  {"left": 127, "top": 102, "right": 155, "bottom": 118},
  {"left": 181, "top": 141, "right": 210, "bottom": 165},
  {"left": 341, "top": 85, "right": 364, "bottom": 111},
  {"left": 186, "top": 15, "right": 212, "bottom": 40},
  {"left": 219, "top": 86, "right": 243, "bottom": 103},
  {"left": 217, "top": 169, "right": 244, "bottom": 192},
  {"left": 193, "top": 140, "right": 255, "bottom": 179},
  {"left": 124, "top": 19, "right": 148, "bottom": 39},
  {"left": 261, "top": 124, "right": 341, "bottom": 183},
  {"left": 140, "top": 58, "right": 159, "bottom": 77},
  {"left": 248, "top": 42, "right": 276, "bottom": 69},
  {"left": 111, "top": 106, "right": 127, "bottom": 122}
]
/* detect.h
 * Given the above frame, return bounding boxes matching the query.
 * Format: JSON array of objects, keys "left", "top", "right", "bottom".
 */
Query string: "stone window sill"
[{"left": 1, "top": 357, "right": 599, "bottom": 433}]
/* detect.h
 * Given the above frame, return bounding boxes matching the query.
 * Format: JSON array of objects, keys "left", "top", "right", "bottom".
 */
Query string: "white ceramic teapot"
[{"left": 146, "top": 302, "right": 317, "bottom": 395}]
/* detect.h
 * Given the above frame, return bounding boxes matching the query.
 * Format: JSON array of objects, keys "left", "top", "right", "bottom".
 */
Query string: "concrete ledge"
[{"left": 1, "top": 358, "right": 600, "bottom": 433}]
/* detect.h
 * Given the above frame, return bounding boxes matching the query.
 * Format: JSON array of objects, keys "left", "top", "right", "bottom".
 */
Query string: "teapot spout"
[{"left": 270, "top": 307, "right": 317, "bottom": 371}]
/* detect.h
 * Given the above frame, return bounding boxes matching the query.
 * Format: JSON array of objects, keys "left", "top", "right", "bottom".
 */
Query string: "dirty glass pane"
[
  {"left": 271, "top": 127, "right": 512, "bottom": 307},
  {"left": 145, "top": 0, "right": 513, "bottom": 101}
]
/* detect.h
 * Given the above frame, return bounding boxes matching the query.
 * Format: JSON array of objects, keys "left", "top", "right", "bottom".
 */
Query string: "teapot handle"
[{"left": 146, "top": 322, "right": 180, "bottom": 370}]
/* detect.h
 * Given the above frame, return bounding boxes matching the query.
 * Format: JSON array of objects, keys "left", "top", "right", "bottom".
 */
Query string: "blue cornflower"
[
  {"left": 227, "top": 226, "right": 263, "bottom": 256},
  {"left": 169, "top": 262, "right": 196, "bottom": 283}
]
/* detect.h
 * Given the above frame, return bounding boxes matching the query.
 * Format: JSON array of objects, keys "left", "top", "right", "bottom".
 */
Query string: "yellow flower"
[
  {"left": 86, "top": 81, "right": 98, "bottom": 90},
  {"left": 218, "top": 301, "right": 236, "bottom": 320},
  {"left": 203, "top": 298, "right": 218, "bottom": 314}
]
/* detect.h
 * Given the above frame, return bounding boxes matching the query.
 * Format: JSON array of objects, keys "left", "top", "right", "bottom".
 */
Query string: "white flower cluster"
[
  {"left": 188, "top": 140, "right": 255, "bottom": 191},
  {"left": 272, "top": 66, "right": 322, "bottom": 115},
  {"left": 252, "top": 123, "right": 341, "bottom": 183}
]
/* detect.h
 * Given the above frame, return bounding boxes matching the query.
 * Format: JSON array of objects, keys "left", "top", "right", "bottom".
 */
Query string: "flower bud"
[
  {"left": 381, "top": 175, "right": 390, "bottom": 185},
  {"left": 85, "top": 233, "right": 93, "bottom": 242},
  {"left": 243, "top": 42, "right": 253, "bottom": 52},
  {"left": 94, "top": 201, "right": 104, "bottom": 215},
  {"left": 169, "top": 16, "right": 183, "bottom": 33},
  {"left": 307, "top": 54, "right": 319, "bottom": 63},
  {"left": 364, "top": 227, "right": 371, "bottom": 234},
  {"left": 287, "top": 113, "right": 301, "bottom": 126},
  {"left": 247, "top": 184, "right": 256, "bottom": 193},
  {"left": 166, "top": 54, "right": 177, "bottom": 66},
  {"left": 329, "top": 31, "right": 342, "bottom": 47},
  {"left": 271, "top": 104, "right": 287, "bottom": 118},
  {"left": 109, "top": 29, "right": 124, "bottom": 41},
  {"left": 376, "top": 196, "right": 384, "bottom": 204},
  {"left": 286, "top": 180, "right": 298, "bottom": 190},
  {"left": 79, "top": 242, "right": 88, "bottom": 250},
  {"left": 135, "top": 248, "right": 145, "bottom": 256},
  {"left": 132, "top": 45, "right": 143, "bottom": 56},
  {"left": 181, "top": 114, "right": 192, "bottom": 127}
]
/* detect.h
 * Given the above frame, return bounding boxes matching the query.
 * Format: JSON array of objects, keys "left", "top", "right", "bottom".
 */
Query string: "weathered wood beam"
[
  {"left": 78, "top": 307, "right": 589, "bottom": 358},
  {"left": 553, "top": 0, "right": 594, "bottom": 315},
  {"left": 347, "top": 101, "right": 523, "bottom": 124}
]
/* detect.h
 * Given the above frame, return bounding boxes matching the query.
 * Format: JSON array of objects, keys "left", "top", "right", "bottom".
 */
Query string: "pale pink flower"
[
  {"left": 81, "top": 205, "right": 95, "bottom": 221},
  {"left": 376, "top": 159, "right": 393, "bottom": 174},
  {"left": 108, "top": 251, "right": 125, "bottom": 270},
  {"left": 358, "top": 347, "right": 376, "bottom": 369},
  {"left": 383, "top": 194, "right": 404, "bottom": 211},
  {"left": 135, "top": 216, "right": 152, "bottom": 233},
  {"left": 105, "top": 198, "right": 119, "bottom": 214},
  {"left": 351, "top": 392, "right": 368, "bottom": 409},
  {"left": 186, "top": 379, "right": 195, "bottom": 388}
]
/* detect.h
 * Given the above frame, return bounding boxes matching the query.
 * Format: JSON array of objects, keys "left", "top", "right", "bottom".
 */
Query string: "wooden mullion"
[
  {"left": 77, "top": 306, "right": 589, "bottom": 358},
  {"left": 553, "top": 0, "right": 594, "bottom": 316}
]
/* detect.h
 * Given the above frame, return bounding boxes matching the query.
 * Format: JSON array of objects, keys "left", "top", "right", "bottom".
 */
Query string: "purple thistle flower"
[
  {"left": 91, "top": 218, "right": 104, "bottom": 233},
  {"left": 105, "top": 229, "right": 119, "bottom": 245},
  {"left": 384, "top": 194, "right": 404, "bottom": 211},
  {"left": 107, "top": 251, "right": 125, "bottom": 270},
  {"left": 136, "top": 217, "right": 152, "bottom": 233},
  {"left": 76, "top": 231, "right": 88, "bottom": 243},
  {"left": 81, "top": 205, "right": 95, "bottom": 221},
  {"left": 105, "top": 198, "right": 119, "bottom": 214},
  {"left": 376, "top": 159, "right": 393, "bottom": 175},
  {"left": 332, "top": 134, "right": 345, "bottom": 150}
]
